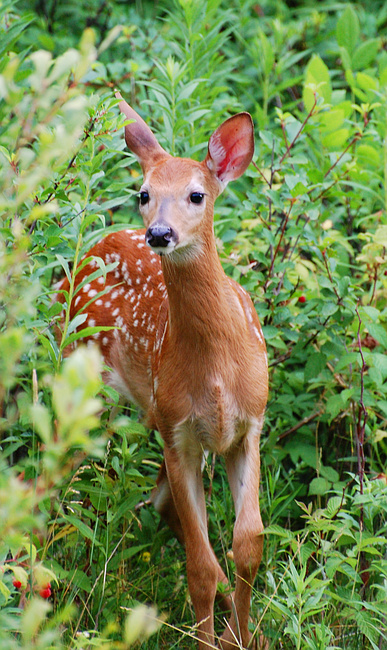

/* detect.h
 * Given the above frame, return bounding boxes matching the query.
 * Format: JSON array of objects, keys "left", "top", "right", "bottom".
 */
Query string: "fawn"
[{"left": 57, "top": 93, "right": 268, "bottom": 649}]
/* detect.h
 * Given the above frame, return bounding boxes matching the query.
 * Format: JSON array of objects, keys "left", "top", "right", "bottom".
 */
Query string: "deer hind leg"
[
  {"left": 220, "top": 417, "right": 264, "bottom": 650},
  {"left": 151, "top": 458, "right": 233, "bottom": 614},
  {"left": 161, "top": 443, "right": 235, "bottom": 650}
]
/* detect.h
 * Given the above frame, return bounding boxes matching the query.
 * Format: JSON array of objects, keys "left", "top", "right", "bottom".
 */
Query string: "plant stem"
[{"left": 355, "top": 305, "right": 368, "bottom": 504}]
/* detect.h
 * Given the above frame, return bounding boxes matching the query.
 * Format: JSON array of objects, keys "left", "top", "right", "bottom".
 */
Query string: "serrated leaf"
[{"left": 326, "top": 496, "right": 345, "bottom": 517}]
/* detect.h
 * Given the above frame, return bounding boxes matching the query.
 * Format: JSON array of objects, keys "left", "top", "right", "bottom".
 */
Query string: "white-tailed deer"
[{"left": 57, "top": 93, "right": 268, "bottom": 649}]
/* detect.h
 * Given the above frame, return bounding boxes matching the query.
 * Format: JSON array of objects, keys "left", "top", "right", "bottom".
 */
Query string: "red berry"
[
  {"left": 13, "top": 580, "right": 22, "bottom": 589},
  {"left": 39, "top": 586, "right": 52, "bottom": 599},
  {"left": 298, "top": 295, "right": 306, "bottom": 304}
]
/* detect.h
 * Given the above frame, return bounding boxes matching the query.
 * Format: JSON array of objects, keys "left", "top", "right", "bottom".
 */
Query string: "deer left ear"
[{"left": 205, "top": 112, "right": 254, "bottom": 184}]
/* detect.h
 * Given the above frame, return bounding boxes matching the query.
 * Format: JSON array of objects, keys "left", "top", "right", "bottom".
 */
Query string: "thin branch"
[
  {"left": 323, "top": 133, "right": 361, "bottom": 179},
  {"left": 355, "top": 304, "right": 368, "bottom": 503},
  {"left": 278, "top": 93, "right": 317, "bottom": 166},
  {"left": 278, "top": 409, "right": 324, "bottom": 440}
]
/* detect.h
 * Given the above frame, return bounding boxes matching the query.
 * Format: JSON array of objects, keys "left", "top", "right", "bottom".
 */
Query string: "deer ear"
[
  {"left": 115, "top": 91, "right": 170, "bottom": 171},
  {"left": 205, "top": 112, "right": 254, "bottom": 184}
]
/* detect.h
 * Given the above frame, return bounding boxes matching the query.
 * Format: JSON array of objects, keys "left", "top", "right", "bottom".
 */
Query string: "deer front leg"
[
  {"left": 151, "top": 458, "right": 233, "bottom": 614},
  {"left": 163, "top": 444, "right": 220, "bottom": 650},
  {"left": 220, "top": 417, "right": 264, "bottom": 650}
]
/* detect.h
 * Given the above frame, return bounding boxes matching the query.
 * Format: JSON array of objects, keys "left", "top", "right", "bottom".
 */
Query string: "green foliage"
[{"left": 1, "top": 0, "right": 386, "bottom": 648}]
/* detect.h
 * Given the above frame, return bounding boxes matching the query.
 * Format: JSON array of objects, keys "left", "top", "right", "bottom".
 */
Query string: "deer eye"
[
  {"left": 140, "top": 191, "right": 149, "bottom": 205},
  {"left": 190, "top": 192, "right": 204, "bottom": 204}
]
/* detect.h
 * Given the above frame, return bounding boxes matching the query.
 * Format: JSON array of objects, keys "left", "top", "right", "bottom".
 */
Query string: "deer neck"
[{"left": 160, "top": 235, "right": 238, "bottom": 350}]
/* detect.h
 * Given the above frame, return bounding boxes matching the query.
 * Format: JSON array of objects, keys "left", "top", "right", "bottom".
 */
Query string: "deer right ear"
[
  {"left": 116, "top": 92, "right": 170, "bottom": 171},
  {"left": 205, "top": 112, "right": 254, "bottom": 185}
]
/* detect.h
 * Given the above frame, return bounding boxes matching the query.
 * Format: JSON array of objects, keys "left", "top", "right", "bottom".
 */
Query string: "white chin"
[{"left": 148, "top": 242, "right": 176, "bottom": 256}]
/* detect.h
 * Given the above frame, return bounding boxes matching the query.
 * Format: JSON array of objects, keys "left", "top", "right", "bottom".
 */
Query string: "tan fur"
[{"left": 56, "top": 97, "right": 268, "bottom": 649}]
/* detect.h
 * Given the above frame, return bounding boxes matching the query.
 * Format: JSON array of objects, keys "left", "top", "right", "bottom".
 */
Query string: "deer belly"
[{"left": 172, "top": 404, "right": 249, "bottom": 457}]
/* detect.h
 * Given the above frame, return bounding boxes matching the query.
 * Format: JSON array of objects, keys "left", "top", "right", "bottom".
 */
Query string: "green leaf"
[
  {"left": 356, "top": 72, "right": 378, "bottom": 95},
  {"left": 0, "top": 580, "right": 10, "bottom": 601},
  {"left": 318, "top": 108, "right": 345, "bottom": 132},
  {"left": 64, "top": 325, "right": 115, "bottom": 347},
  {"left": 303, "top": 54, "right": 332, "bottom": 113},
  {"left": 322, "top": 128, "right": 350, "bottom": 150},
  {"left": 66, "top": 313, "right": 88, "bottom": 336},
  {"left": 56, "top": 254, "right": 72, "bottom": 284},
  {"left": 336, "top": 5, "right": 360, "bottom": 56},
  {"left": 309, "top": 477, "right": 331, "bottom": 495},
  {"left": 320, "top": 465, "right": 340, "bottom": 483},
  {"left": 259, "top": 30, "right": 274, "bottom": 77},
  {"left": 374, "top": 225, "right": 387, "bottom": 246},
  {"left": 305, "top": 352, "right": 327, "bottom": 382},
  {"left": 326, "top": 389, "right": 355, "bottom": 421},
  {"left": 64, "top": 515, "right": 98, "bottom": 543},
  {"left": 367, "top": 323, "right": 387, "bottom": 349},
  {"left": 334, "top": 352, "right": 360, "bottom": 373},
  {"left": 352, "top": 39, "right": 379, "bottom": 70},
  {"left": 69, "top": 568, "right": 92, "bottom": 590},
  {"left": 357, "top": 144, "right": 381, "bottom": 168}
]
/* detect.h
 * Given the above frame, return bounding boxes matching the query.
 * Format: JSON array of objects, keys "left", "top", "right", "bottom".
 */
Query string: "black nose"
[{"left": 146, "top": 223, "right": 175, "bottom": 249}]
